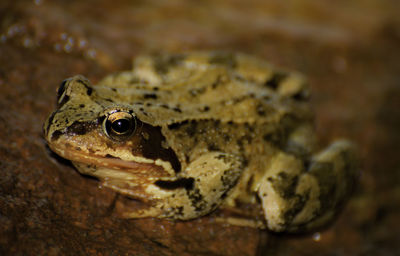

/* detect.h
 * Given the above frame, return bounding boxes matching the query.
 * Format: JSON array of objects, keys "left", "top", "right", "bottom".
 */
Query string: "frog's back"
[{"left": 96, "top": 52, "right": 311, "bottom": 127}]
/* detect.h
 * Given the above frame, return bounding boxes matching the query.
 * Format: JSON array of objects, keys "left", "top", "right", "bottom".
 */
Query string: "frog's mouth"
[{"left": 48, "top": 143, "right": 171, "bottom": 177}]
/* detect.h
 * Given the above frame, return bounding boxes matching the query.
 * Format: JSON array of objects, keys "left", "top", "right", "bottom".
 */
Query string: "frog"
[{"left": 43, "top": 51, "right": 357, "bottom": 232}]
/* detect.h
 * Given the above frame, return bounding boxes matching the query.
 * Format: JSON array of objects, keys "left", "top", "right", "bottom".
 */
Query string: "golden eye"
[{"left": 103, "top": 111, "right": 136, "bottom": 141}]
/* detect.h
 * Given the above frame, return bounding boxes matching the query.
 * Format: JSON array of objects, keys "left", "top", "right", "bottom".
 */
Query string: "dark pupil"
[{"left": 111, "top": 118, "right": 131, "bottom": 134}]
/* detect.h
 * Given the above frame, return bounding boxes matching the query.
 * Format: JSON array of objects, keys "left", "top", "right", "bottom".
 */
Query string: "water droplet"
[
  {"left": 64, "top": 43, "right": 72, "bottom": 53},
  {"left": 85, "top": 48, "right": 97, "bottom": 59},
  {"left": 312, "top": 232, "right": 321, "bottom": 242},
  {"left": 23, "top": 37, "right": 34, "bottom": 48},
  {"left": 60, "top": 32, "right": 68, "bottom": 40},
  {"left": 54, "top": 43, "right": 62, "bottom": 52},
  {"left": 0, "top": 34, "right": 6, "bottom": 42},
  {"left": 78, "top": 38, "right": 87, "bottom": 48},
  {"left": 67, "top": 36, "right": 74, "bottom": 46}
]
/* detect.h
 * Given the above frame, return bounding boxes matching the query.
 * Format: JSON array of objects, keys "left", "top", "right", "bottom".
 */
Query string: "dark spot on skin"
[
  {"left": 154, "top": 54, "right": 185, "bottom": 74},
  {"left": 111, "top": 88, "right": 117, "bottom": 92},
  {"left": 144, "top": 93, "right": 157, "bottom": 99},
  {"left": 172, "top": 206, "right": 184, "bottom": 217},
  {"left": 184, "top": 154, "right": 190, "bottom": 163},
  {"left": 153, "top": 87, "right": 159, "bottom": 91},
  {"left": 222, "top": 134, "right": 230, "bottom": 142},
  {"left": 207, "top": 143, "right": 220, "bottom": 151},
  {"left": 308, "top": 161, "right": 337, "bottom": 213},
  {"left": 57, "top": 79, "right": 68, "bottom": 100},
  {"left": 303, "top": 159, "right": 311, "bottom": 171},
  {"left": 244, "top": 123, "right": 254, "bottom": 132},
  {"left": 267, "top": 172, "right": 309, "bottom": 225},
  {"left": 215, "top": 154, "right": 232, "bottom": 164},
  {"left": 236, "top": 139, "right": 244, "bottom": 152},
  {"left": 268, "top": 173, "right": 295, "bottom": 198},
  {"left": 45, "top": 111, "right": 57, "bottom": 134},
  {"left": 57, "top": 94, "right": 70, "bottom": 108},
  {"left": 231, "top": 95, "right": 248, "bottom": 104},
  {"left": 172, "top": 107, "right": 182, "bottom": 113},
  {"left": 283, "top": 193, "right": 309, "bottom": 224},
  {"left": 79, "top": 104, "right": 85, "bottom": 108},
  {"left": 243, "top": 134, "right": 253, "bottom": 144},
  {"left": 284, "top": 140, "right": 309, "bottom": 159},
  {"left": 220, "top": 191, "right": 228, "bottom": 200},
  {"left": 185, "top": 121, "right": 197, "bottom": 137},
  {"left": 104, "top": 154, "right": 120, "bottom": 159},
  {"left": 187, "top": 188, "right": 206, "bottom": 212},
  {"left": 146, "top": 103, "right": 152, "bottom": 107},
  {"left": 138, "top": 123, "right": 182, "bottom": 172},
  {"left": 263, "top": 95, "right": 271, "bottom": 101},
  {"left": 213, "top": 120, "right": 220, "bottom": 127},
  {"left": 155, "top": 178, "right": 194, "bottom": 190},
  {"left": 105, "top": 98, "right": 114, "bottom": 103},
  {"left": 292, "top": 89, "right": 309, "bottom": 101},
  {"left": 77, "top": 79, "right": 93, "bottom": 96},
  {"left": 263, "top": 131, "right": 284, "bottom": 147},
  {"left": 189, "top": 87, "right": 206, "bottom": 97},
  {"left": 221, "top": 169, "right": 233, "bottom": 187},
  {"left": 160, "top": 104, "right": 169, "bottom": 109},
  {"left": 200, "top": 106, "right": 210, "bottom": 112},
  {"left": 129, "top": 77, "right": 140, "bottom": 84},
  {"left": 256, "top": 104, "right": 266, "bottom": 116},
  {"left": 168, "top": 120, "right": 188, "bottom": 130},
  {"left": 263, "top": 133, "right": 272, "bottom": 142},
  {"left": 51, "top": 130, "right": 63, "bottom": 141},
  {"left": 209, "top": 52, "right": 237, "bottom": 68},
  {"left": 265, "top": 72, "right": 288, "bottom": 90},
  {"left": 277, "top": 172, "right": 298, "bottom": 199},
  {"left": 242, "top": 158, "right": 248, "bottom": 168},
  {"left": 66, "top": 120, "right": 98, "bottom": 136},
  {"left": 211, "top": 75, "right": 224, "bottom": 89}
]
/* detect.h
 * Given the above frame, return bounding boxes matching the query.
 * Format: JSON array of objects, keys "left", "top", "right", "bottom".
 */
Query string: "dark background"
[{"left": 1, "top": 0, "right": 399, "bottom": 255}]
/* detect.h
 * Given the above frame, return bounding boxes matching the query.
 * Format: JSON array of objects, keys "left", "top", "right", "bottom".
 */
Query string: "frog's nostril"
[{"left": 57, "top": 79, "right": 68, "bottom": 101}]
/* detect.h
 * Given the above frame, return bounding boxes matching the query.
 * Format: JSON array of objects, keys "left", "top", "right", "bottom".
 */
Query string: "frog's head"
[{"left": 44, "top": 76, "right": 180, "bottom": 182}]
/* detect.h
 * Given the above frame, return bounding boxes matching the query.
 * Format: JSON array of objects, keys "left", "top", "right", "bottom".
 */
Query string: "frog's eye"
[{"left": 103, "top": 111, "right": 136, "bottom": 141}]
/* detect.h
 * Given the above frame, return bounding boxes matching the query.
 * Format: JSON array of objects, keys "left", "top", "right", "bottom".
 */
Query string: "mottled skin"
[{"left": 44, "top": 52, "right": 357, "bottom": 232}]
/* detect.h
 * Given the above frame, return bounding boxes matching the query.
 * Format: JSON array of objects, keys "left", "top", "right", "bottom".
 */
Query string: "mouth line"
[{"left": 48, "top": 143, "right": 153, "bottom": 171}]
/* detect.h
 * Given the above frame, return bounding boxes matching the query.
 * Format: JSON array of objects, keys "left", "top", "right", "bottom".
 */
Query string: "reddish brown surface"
[{"left": 1, "top": 1, "right": 399, "bottom": 255}]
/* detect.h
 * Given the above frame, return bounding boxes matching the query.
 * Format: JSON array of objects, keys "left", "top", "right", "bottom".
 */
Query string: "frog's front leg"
[
  {"left": 123, "top": 152, "right": 243, "bottom": 220},
  {"left": 259, "top": 140, "right": 357, "bottom": 232}
]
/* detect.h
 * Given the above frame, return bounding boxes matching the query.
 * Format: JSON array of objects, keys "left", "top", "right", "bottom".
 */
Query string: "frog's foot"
[{"left": 259, "top": 140, "right": 357, "bottom": 232}]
